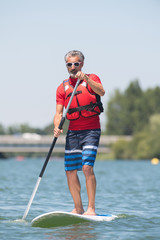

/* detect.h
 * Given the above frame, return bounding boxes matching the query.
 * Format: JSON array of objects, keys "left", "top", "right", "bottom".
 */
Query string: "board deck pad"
[{"left": 31, "top": 211, "right": 117, "bottom": 228}]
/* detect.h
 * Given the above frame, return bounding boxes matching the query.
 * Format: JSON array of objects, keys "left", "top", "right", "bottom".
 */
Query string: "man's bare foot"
[
  {"left": 71, "top": 208, "right": 84, "bottom": 215},
  {"left": 83, "top": 208, "right": 96, "bottom": 216}
]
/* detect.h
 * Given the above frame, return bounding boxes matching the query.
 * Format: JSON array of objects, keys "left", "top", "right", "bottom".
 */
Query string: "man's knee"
[{"left": 82, "top": 165, "right": 94, "bottom": 177}]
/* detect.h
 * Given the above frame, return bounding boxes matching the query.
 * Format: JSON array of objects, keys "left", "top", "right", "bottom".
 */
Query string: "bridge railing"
[{"left": 0, "top": 135, "right": 132, "bottom": 153}]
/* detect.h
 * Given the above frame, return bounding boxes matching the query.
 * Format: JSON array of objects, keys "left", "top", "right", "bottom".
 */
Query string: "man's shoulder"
[
  {"left": 57, "top": 81, "right": 65, "bottom": 94},
  {"left": 88, "top": 74, "right": 101, "bottom": 83},
  {"left": 89, "top": 73, "right": 99, "bottom": 77}
]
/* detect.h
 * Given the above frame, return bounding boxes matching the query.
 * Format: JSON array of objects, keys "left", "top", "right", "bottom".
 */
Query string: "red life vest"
[{"left": 63, "top": 78, "right": 104, "bottom": 120}]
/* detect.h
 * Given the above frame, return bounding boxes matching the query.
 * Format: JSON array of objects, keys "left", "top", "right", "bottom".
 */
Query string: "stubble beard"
[{"left": 69, "top": 69, "right": 78, "bottom": 78}]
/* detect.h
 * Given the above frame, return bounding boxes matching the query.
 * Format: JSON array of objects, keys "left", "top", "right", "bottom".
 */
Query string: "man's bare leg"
[
  {"left": 66, "top": 170, "right": 84, "bottom": 214},
  {"left": 82, "top": 165, "right": 96, "bottom": 215}
]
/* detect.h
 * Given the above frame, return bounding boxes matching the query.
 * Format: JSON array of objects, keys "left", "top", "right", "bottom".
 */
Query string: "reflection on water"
[{"left": 44, "top": 223, "right": 97, "bottom": 240}]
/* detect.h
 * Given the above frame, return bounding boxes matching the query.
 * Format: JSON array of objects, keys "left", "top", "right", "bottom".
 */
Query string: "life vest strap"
[
  {"left": 66, "top": 90, "right": 82, "bottom": 99},
  {"left": 68, "top": 101, "right": 103, "bottom": 115}
]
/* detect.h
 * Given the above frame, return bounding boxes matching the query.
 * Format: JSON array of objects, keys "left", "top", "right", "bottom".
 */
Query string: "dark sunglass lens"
[
  {"left": 74, "top": 63, "right": 80, "bottom": 67},
  {"left": 67, "top": 63, "right": 72, "bottom": 67}
]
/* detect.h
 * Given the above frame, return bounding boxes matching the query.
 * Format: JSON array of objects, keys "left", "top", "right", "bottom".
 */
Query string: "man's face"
[{"left": 66, "top": 56, "right": 84, "bottom": 78}]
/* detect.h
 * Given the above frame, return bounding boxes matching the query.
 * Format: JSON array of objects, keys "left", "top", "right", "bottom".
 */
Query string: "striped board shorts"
[{"left": 64, "top": 129, "right": 101, "bottom": 171}]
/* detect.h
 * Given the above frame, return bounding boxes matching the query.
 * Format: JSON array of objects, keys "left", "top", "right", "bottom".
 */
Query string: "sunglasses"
[{"left": 66, "top": 62, "right": 81, "bottom": 67}]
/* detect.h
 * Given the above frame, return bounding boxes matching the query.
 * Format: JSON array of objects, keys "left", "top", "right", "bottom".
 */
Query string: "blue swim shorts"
[{"left": 64, "top": 129, "right": 101, "bottom": 171}]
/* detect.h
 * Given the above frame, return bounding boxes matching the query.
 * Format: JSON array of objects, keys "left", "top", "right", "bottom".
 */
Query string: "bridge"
[{"left": 0, "top": 134, "right": 132, "bottom": 154}]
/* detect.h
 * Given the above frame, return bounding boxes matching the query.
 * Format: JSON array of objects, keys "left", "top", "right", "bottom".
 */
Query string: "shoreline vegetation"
[{"left": 1, "top": 80, "right": 160, "bottom": 160}]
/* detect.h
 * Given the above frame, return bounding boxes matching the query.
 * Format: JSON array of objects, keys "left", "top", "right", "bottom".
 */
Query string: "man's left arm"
[{"left": 75, "top": 72, "right": 105, "bottom": 96}]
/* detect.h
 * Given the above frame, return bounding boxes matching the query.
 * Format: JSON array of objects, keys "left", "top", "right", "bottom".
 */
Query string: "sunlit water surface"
[{"left": 0, "top": 158, "right": 159, "bottom": 240}]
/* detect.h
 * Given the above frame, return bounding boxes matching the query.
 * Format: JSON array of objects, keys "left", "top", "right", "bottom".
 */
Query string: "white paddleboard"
[{"left": 31, "top": 211, "right": 117, "bottom": 228}]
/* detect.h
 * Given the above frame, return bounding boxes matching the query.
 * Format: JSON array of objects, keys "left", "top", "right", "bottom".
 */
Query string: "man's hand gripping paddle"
[{"left": 22, "top": 79, "right": 80, "bottom": 220}]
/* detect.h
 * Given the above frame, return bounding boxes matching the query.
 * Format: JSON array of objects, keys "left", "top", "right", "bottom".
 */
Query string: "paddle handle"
[
  {"left": 39, "top": 76, "right": 80, "bottom": 178},
  {"left": 39, "top": 78, "right": 80, "bottom": 178}
]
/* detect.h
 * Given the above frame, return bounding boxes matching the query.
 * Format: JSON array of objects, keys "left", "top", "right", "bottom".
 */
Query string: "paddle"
[{"left": 22, "top": 78, "right": 80, "bottom": 220}]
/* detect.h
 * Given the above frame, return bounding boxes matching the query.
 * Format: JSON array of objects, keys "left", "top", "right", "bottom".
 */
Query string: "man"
[{"left": 54, "top": 50, "right": 105, "bottom": 215}]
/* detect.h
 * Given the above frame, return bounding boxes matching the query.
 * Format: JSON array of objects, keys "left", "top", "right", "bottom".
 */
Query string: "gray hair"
[{"left": 64, "top": 50, "right": 85, "bottom": 62}]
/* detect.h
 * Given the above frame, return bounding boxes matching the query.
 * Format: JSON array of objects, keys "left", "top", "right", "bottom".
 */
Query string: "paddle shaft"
[{"left": 22, "top": 78, "right": 80, "bottom": 220}]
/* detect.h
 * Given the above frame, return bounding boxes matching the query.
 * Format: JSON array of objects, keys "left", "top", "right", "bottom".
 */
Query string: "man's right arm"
[{"left": 54, "top": 104, "right": 64, "bottom": 137}]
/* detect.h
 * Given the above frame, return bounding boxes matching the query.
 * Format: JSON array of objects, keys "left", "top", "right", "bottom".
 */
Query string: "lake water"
[{"left": 0, "top": 158, "right": 160, "bottom": 240}]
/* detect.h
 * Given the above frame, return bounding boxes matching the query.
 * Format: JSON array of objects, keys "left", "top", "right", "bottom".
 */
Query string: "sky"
[{"left": 0, "top": 0, "right": 160, "bottom": 130}]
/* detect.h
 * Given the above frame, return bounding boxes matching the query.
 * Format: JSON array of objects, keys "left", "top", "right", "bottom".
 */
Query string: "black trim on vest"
[
  {"left": 68, "top": 94, "right": 104, "bottom": 115},
  {"left": 66, "top": 90, "right": 82, "bottom": 99}
]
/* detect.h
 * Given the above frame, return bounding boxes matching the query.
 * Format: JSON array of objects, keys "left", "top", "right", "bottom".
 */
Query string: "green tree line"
[
  {"left": 106, "top": 80, "right": 160, "bottom": 135},
  {"left": 106, "top": 80, "right": 160, "bottom": 159}
]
